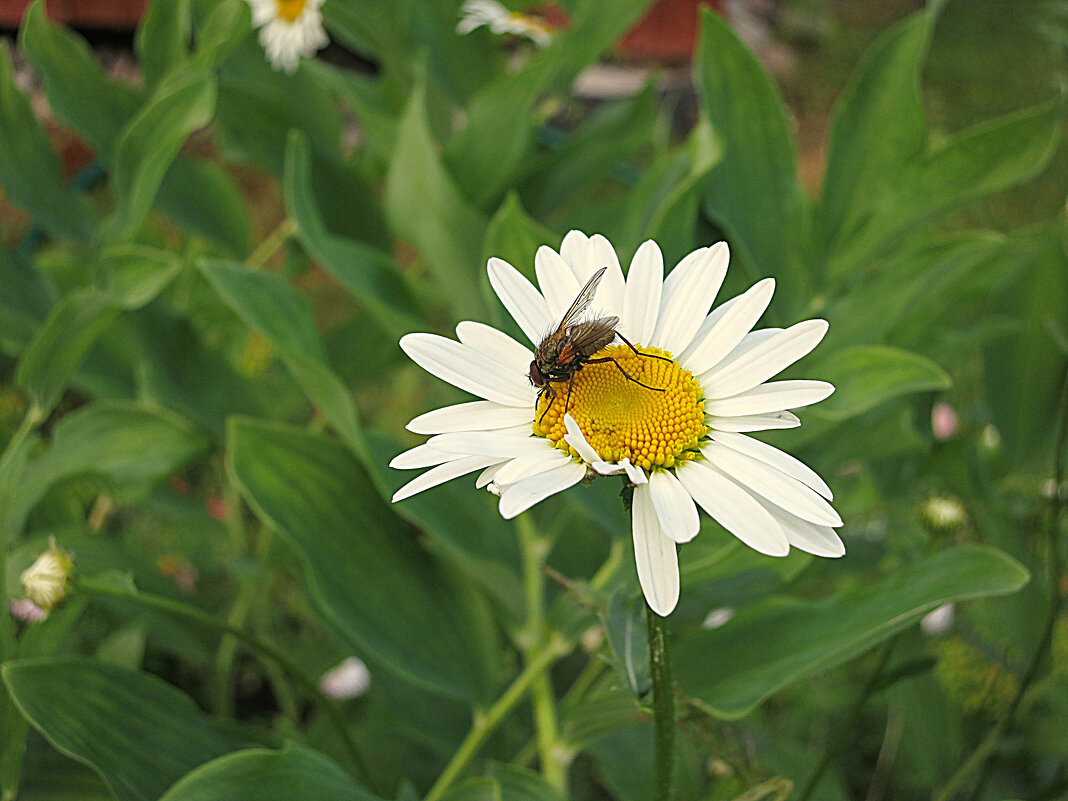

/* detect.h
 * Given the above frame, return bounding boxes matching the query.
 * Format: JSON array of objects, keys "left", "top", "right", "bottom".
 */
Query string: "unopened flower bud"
[
  {"left": 20, "top": 539, "right": 74, "bottom": 612},
  {"left": 922, "top": 496, "right": 966, "bottom": 533}
]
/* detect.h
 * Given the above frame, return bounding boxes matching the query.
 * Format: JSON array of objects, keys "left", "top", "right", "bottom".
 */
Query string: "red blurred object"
[
  {"left": 0, "top": 0, "right": 146, "bottom": 28},
  {"left": 541, "top": 0, "right": 724, "bottom": 62}
]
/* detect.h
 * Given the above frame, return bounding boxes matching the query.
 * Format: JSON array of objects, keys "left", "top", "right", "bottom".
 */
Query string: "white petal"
[
  {"left": 560, "top": 232, "right": 626, "bottom": 315},
  {"left": 492, "top": 448, "right": 572, "bottom": 486},
  {"left": 389, "top": 443, "right": 466, "bottom": 469},
  {"left": 704, "top": 443, "right": 842, "bottom": 527},
  {"left": 427, "top": 429, "right": 545, "bottom": 458},
  {"left": 456, "top": 321, "right": 533, "bottom": 368},
  {"left": 498, "top": 461, "right": 586, "bottom": 519},
  {"left": 650, "top": 243, "right": 729, "bottom": 355},
  {"left": 621, "top": 241, "right": 663, "bottom": 343},
  {"left": 753, "top": 496, "right": 845, "bottom": 557},
  {"left": 562, "top": 413, "right": 599, "bottom": 464},
  {"left": 401, "top": 333, "right": 533, "bottom": 407},
  {"left": 675, "top": 460, "right": 789, "bottom": 556},
  {"left": 392, "top": 455, "right": 500, "bottom": 502},
  {"left": 710, "top": 430, "right": 832, "bottom": 500},
  {"left": 476, "top": 462, "right": 506, "bottom": 489},
  {"left": 707, "top": 411, "right": 801, "bottom": 432},
  {"left": 702, "top": 320, "right": 829, "bottom": 399},
  {"left": 680, "top": 278, "right": 775, "bottom": 375},
  {"left": 704, "top": 381, "right": 834, "bottom": 417},
  {"left": 487, "top": 257, "right": 553, "bottom": 346},
  {"left": 535, "top": 246, "right": 581, "bottom": 321},
  {"left": 620, "top": 459, "right": 648, "bottom": 485},
  {"left": 407, "top": 401, "right": 533, "bottom": 435},
  {"left": 632, "top": 484, "right": 680, "bottom": 616},
  {"left": 649, "top": 470, "right": 700, "bottom": 543}
]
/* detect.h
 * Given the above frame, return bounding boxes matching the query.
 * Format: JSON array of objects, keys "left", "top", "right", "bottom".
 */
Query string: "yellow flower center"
[
  {"left": 276, "top": 0, "right": 307, "bottom": 22},
  {"left": 533, "top": 344, "right": 706, "bottom": 470}
]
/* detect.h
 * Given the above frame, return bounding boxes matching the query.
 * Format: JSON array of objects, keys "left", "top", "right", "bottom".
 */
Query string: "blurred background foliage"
[{"left": 0, "top": 0, "right": 1066, "bottom": 799}]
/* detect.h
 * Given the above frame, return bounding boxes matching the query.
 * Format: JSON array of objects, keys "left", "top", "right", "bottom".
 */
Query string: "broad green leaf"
[
  {"left": 483, "top": 192, "right": 558, "bottom": 287},
  {"left": 135, "top": 0, "right": 191, "bottom": 91},
  {"left": 19, "top": 1, "right": 141, "bottom": 153},
  {"left": 444, "top": 0, "right": 655, "bottom": 208},
  {"left": 673, "top": 545, "right": 1029, "bottom": 718},
  {"left": 984, "top": 225, "right": 1068, "bottom": 465},
  {"left": 519, "top": 84, "right": 658, "bottom": 220},
  {"left": 620, "top": 118, "right": 720, "bottom": 264},
  {"left": 101, "top": 65, "right": 217, "bottom": 244},
  {"left": 0, "top": 244, "right": 53, "bottom": 351},
  {"left": 0, "top": 44, "right": 94, "bottom": 241},
  {"left": 819, "top": 12, "right": 931, "bottom": 253},
  {"left": 825, "top": 95, "right": 1064, "bottom": 280},
  {"left": 100, "top": 244, "right": 183, "bottom": 309},
  {"left": 442, "top": 778, "right": 502, "bottom": 801},
  {"left": 198, "top": 258, "right": 363, "bottom": 454},
  {"left": 385, "top": 76, "right": 487, "bottom": 319},
  {"left": 15, "top": 290, "right": 119, "bottom": 414},
  {"left": 485, "top": 763, "right": 568, "bottom": 801},
  {"left": 190, "top": 0, "right": 251, "bottom": 68},
  {"left": 306, "top": 60, "right": 401, "bottom": 166},
  {"left": 604, "top": 592, "right": 650, "bottom": 696},
  {"left": 227, "top": 418, "right": 498, "bottom": 701},
  {"left": 808, "top": 345, "right": 951, "bottom": 421},
  {"left": 2, "top": 658, "right": 243, "bottom": 801},
  {"left": 156, "top": 158, "right": 250, "bottom": 256},
  {"left": 284, "top": 131, "right": 418, "bottom": 334},
  {"left": 159, "top": 742, "right": 383, "bottom": 801},
  {"left": 694, "top": 8, "right": 808, "bottom": 301},
  {"left": 14, "top": 400, "right": 209, "bottom": 534}
]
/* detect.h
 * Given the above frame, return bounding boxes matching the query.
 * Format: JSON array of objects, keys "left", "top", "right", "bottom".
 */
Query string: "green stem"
[
  {"left": 0, "top": 407, "right": 42, "bottom": 660},
  {"left": 76, "top": 577, "right": 375, "bottom": 792},
  {"left": 934, "top": 363, "right": 1068, "bottom": 801},
  {"left": 646, "top": 602, "right": 674, "bottom": 801},
  {"left": 798, "top": 637, "right": 896, "bottom": 801},
  {"left": 247, "top": 218, "right": 297, "bottom": 269},
  {"left": 517, "top": 516, "right": 565, "bottom": 790},
  {"left": 424, "top": 635, "right": 570, "bottom": 801}
]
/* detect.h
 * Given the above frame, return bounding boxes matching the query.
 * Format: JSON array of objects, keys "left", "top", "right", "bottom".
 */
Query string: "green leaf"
[
  {"left": 694, "top": 8, "right": 808, "bottom": 301},
  {"left": 808, "top": 345, "right": 951, "bottom": 421},
  {"left": 156, "top": 158, "right": 250, "bottom": 256},
  {"left": 283, "top": 131, "right": 419, "bottom": 334},
  {"left": 819, "top": 12, "right": 931, "bottom": 253},
  {"left": 190, "top": 0, "right": 251, "bottom": 68},
  {"left": 101, "top": 65, "right": 217, "bottom": 244},
  {"left": 984, "top": 225, "right": 1068, "bottom": 465},
  {"left": 825, "top": 95, "right": 1064, "bottom": 280},
  {"left": 443, "top": 0, "right": 655, "bottom": 208},
  {"left": 100, "top": 244, "right": 183, "bottom": 309},
  {"left": 19, "top": 1, "right": 141, "bottom": 153},
  {"left": 442, "top": 778, "right": 502, "bottom": 801},
  {"left": 198, "top": 258, "right": 363, "bottom": 454},
  {"left": 159, "top": 742, "right": 383, "bottom": 801},
  {"left": 14, "top": 400, "right": 209, "bottom": 535},
  {"left": 2, "top": 657, "right": 244, "bottom": 801},
  {"left": 135, "top": 0, "right": 191, "bottom": 91},
  {"left": 15, "top": 290, "right": 119, "bottom": 414},
  {"left": 0, "top": 244, "right": 53, "bottom": 351},
  {"left": 484, "top": 763, "right": 568, "bottom": 801},
  {"left": 227, "top": 418, "right": 498, "bottom": 701},
  {"left": 385, "top": 75, "right": 487, "bottom": 319},
  {"left": 673, "top": 545, "right": 1029, "bottom": 718},
  {"left": 483, "top": 192, "right": 558, "bottom": 287},
  {"left": 0, "top": 44, "right": 94, "bottom": 241}
]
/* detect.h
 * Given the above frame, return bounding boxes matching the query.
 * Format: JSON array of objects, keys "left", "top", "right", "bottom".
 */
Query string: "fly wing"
[
  {"left": 565, "top": 317, "right": 619, "bottom": 356},
  {"left": 556, "top": 266, "right": 608, "bottom": 330}
]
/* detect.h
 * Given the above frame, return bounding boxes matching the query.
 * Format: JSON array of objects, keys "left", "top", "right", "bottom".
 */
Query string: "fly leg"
[
  {"left": 585, "top": 356, "right": 665, "bottom": 392},
  {"left": 615, "top": 331, "right": 672, "bottom": 363}
]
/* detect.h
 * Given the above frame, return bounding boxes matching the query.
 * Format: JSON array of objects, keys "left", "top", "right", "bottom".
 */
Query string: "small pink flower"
[
  {"left": 9, "top": 598, "right": 47, "bottom": 623},
  {"left": 205, "top": 497, "right": 228, "bottom": 520},
  {"left": 931, "top": 403, "right": 958, "bottom": 440}
]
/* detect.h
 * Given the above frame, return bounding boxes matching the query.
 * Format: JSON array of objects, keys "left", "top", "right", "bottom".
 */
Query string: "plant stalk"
[
  {"left": 76, "top": 577, "right": 375, "bottom": 792},
  {"left": 646, "top": 601, "right": 675, "bottom": 801},
  {"left": 424, "top": 635, "right": 569, "bottom": 801},
  {"left": 247, "top": 218, "right": 297, "bottom": 268}
]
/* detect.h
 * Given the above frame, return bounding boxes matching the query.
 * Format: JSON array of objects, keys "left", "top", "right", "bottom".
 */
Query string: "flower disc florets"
[{"left": 535, "top": 344, "right": 706, "bottom": 470}]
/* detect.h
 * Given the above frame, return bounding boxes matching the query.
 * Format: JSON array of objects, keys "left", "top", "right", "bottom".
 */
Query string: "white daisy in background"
[
  {"left": 456, "top": 0, "right": 554, "bottom": 47},
  {"left": 246, "top": 0, "right": 328, "bottom": 74},
  {"left": 392, "top": 232, "right": 843, "bottom": 616}
]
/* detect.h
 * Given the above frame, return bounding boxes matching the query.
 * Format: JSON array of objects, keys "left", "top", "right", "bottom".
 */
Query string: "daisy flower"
[
  {"left": 246, "top": 0, "right": 328, "bottom": 74},
  {"left": 456, "top": 0, "right": 554, "bottom": 47},
  {"left": 392, "top": 232, "right": 843, "bottom": 616}
]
